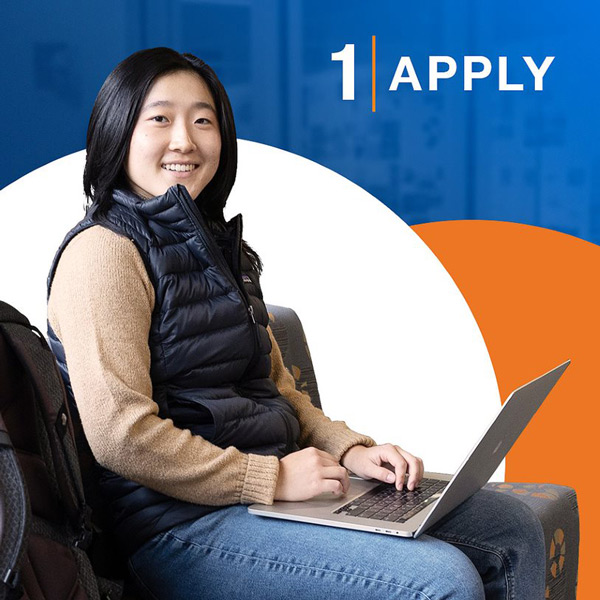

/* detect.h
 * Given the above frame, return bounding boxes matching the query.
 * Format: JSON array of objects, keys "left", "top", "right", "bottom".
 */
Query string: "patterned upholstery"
[
  {"left": 485, "top": 482, "right": 579, "bottom": 600},
  {"left": 267, "top": 304, "right": 580, "bottom": 600},
  {"left": 267, "top": 305, "right": 322, "bottom": 410}
]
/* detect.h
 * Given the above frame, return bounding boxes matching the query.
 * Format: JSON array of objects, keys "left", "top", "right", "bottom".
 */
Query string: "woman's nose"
[{"left": 169, "top": 122, "right": 196, "bottom": 152}]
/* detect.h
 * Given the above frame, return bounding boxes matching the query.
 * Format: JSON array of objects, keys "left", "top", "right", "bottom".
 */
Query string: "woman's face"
[{"left": 125, "top": 70, "right": 222, "bottom": 200}]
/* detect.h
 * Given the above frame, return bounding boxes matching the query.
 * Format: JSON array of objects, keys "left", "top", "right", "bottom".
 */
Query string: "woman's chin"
[{"left": 163, "top": 176, "right": 206, "bottom": 200}]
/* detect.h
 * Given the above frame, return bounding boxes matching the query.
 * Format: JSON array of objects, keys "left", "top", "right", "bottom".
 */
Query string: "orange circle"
[{"left": 413, "top": 220, "right": 598, "bottom": 599}]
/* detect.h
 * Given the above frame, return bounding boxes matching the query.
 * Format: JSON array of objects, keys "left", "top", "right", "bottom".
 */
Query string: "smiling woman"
[
  {"left": 82, "top": 48, "right": 238, "bottom": 227},
  {"left": 45, "top": 47, "right": 547, "bottom": 600},
  {"left": 126, "top": 71, "right": 222, "bottom": 201}
]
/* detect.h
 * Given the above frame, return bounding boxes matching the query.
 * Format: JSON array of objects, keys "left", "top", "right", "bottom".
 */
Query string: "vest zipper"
[{"left": 176, "top": 187, "right": 259, "bottom": 352}]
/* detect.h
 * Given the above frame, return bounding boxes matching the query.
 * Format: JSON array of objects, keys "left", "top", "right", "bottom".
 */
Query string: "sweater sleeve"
[
  {"left": 267, "top": 327, "right": 376, "bottom": 461},
  {"left": 48, "top": 226, "right": 279, "bottom": 506}
]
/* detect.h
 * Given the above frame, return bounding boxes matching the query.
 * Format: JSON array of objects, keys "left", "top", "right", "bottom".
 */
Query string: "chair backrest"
[{"left": 267, "top": 304, "right": 321, "bottom": 410}]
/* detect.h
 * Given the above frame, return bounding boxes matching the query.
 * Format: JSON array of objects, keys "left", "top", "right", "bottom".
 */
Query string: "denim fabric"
[{"left": 128, "top": 489, "right": 545, "bottom": 600}]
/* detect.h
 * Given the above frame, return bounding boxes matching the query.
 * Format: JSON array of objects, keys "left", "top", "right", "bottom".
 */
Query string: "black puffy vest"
[{"left": 47, "top": 185, "right": 300, "bottom": 553}]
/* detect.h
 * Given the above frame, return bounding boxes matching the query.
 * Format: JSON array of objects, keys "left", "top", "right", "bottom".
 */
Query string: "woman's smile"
[
  {"left": 161, "top": 163, "right": 198, "bottom": 172},
  {"left": 125, "top": 70, "right": 222, "bottom": 200}
]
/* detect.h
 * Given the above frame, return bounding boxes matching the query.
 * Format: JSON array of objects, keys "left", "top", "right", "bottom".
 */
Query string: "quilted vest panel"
[{"left": 47, "top": 185, "right": 300, "bottom": 553}]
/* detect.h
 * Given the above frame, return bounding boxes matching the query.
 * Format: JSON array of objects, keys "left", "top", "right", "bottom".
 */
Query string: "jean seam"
[
  {"left": 431, "top": 533, "right": 513, "bottom": 600},
  {"left": 163, "top": 530, "right": 435, "bottom": 600}
]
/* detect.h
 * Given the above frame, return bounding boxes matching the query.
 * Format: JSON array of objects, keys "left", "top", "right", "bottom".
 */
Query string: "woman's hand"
[
  {"left": 341, "top": 444, "right": 424, "bottom": 491},
  {"left": 274, "top": 447, "right": 350, "bottom": 501}
]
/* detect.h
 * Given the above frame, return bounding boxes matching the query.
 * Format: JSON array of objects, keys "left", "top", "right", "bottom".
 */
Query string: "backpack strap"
[{"left": 0, "top": 303, "right": 92, "bottom": 549}]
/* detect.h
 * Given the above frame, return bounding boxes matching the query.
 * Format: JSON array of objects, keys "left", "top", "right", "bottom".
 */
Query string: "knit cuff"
[
  {"left": 311, "top": 424, "right": 377, "bottom": 463},
  {"left": 239, "top": 453, "right": 280, "bottom": 505}
]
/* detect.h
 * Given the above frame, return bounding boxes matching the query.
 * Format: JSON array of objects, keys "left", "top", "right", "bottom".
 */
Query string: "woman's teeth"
[{"left": 162, "top": 164, "right": 197, "bottom": 172}]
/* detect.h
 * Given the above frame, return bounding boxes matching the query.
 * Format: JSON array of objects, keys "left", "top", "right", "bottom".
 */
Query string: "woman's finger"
[
  {"left": 396, "top": 446, "right": 424, "bottom": 490},
  {"left": 321, "top": 466, "right": 350, "bottom": 493},
  {"left": 320, "top": 478, "right": 347, "bottom": 496},
  {"left": 368, "top": 464, "right": 397, "bottom": 485},
  {"left": 376, "top": 444, "right": 408, "bottom": 490}
]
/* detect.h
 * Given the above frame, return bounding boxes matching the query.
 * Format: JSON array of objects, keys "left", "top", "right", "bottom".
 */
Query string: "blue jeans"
[{"left": 128, "top": 489, "right": 545, "bottom": 600}]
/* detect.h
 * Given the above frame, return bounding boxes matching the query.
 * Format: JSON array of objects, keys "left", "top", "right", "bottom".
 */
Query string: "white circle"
[{"left": 0, "top": 141, "right": 501, "bottom": 476}]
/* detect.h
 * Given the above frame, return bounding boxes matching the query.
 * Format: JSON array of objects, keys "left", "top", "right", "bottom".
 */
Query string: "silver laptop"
[{"left": 249, "top": 360, "right": 570, "bottom": 538}]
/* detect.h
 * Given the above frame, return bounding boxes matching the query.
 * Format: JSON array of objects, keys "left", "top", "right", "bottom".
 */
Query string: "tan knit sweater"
[{"left": 48, "top": 226, "right": 374, "bottom": 507}]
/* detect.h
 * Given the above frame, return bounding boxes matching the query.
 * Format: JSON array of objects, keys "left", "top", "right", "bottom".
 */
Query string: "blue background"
[{"left": 2, "top": 1, "right": 598, "bottom": 243}]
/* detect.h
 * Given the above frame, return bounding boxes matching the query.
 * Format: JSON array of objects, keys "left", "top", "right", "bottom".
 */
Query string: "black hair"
[{"left": 84, "top": 47, "right": 262, "bottom": 271}]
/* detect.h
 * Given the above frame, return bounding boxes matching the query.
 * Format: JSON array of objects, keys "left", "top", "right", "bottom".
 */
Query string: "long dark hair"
[{"left": 84, "top": 47, "right": 262, "bottom": 271}]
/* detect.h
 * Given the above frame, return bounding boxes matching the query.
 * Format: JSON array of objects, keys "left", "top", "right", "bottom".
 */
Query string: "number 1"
[{"left": 331, "top": 44, "right": 355, "bottom": 100}]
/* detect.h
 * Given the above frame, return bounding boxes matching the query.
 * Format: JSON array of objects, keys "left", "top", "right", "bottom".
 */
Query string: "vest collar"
[
  {"left": 112, "top": 184, "right": 193, "bottom": 218},
  {"left": 111, "top": 185, "right": 242, "bottom": 234}
]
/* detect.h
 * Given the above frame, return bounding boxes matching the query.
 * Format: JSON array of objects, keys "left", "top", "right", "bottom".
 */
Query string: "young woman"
[{"left": 47, "top": 47, "right": 546, "bottom": 600}]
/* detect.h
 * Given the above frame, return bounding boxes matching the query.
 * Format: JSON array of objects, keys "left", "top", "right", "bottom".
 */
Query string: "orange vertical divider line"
[{"left": 372, "top": 36, "right": 376, "bottom": 112}]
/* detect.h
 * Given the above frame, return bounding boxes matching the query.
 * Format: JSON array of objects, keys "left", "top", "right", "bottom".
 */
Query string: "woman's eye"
[
  {"left": 150, "top": 115, "right": 168, "bottom": 123},
  {"left": 195, "top": 117, "right": 211, "bottom": 125}
]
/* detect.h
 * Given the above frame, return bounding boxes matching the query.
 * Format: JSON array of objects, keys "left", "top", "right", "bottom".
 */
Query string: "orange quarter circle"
[{"left": 412, "top": 220, "right": 599, "bottom": 600}]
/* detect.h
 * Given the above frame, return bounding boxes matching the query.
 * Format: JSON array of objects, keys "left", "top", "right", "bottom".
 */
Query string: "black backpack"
[{"left": 0, "top": 301, "right": 122, "bottom": 600}]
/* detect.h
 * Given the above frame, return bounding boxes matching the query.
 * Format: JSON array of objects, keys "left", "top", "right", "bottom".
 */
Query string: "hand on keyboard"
[{"left": 341, "top": 443, "right": 424, "bottom": 491}]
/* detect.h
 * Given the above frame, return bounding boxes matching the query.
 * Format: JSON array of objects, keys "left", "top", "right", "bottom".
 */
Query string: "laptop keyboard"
[{"left": 333, "top": 478, "right": 448, "bottom": 523}]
